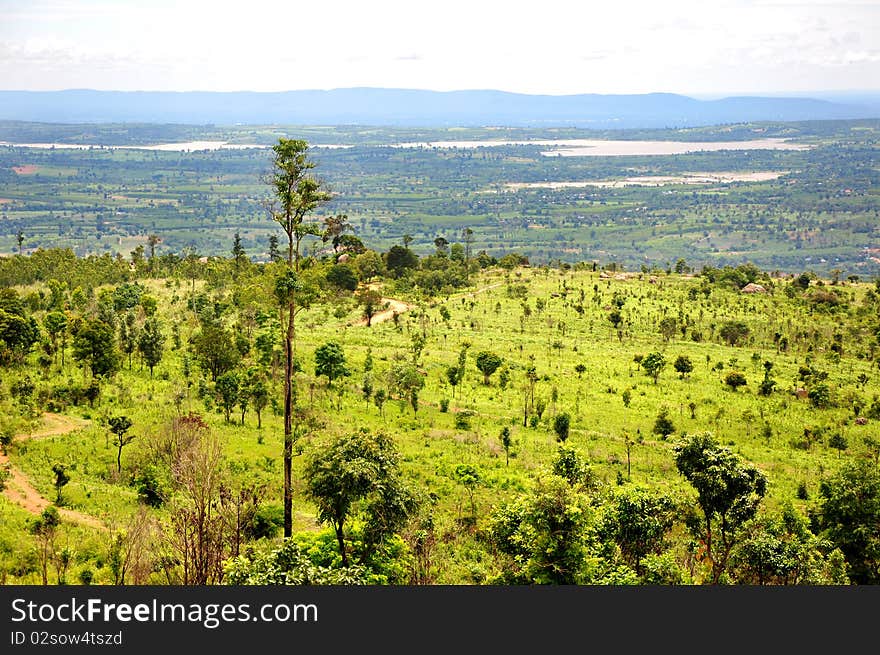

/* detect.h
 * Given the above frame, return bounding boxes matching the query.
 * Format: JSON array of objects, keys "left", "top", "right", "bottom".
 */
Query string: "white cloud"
[{"left": 0, "top": 0, "right": 877, "bottom": 93}]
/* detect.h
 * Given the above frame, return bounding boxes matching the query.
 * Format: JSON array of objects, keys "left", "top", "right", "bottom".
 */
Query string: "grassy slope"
[{"left": 1, "top": 267, "right": 877, "bottom": 583}]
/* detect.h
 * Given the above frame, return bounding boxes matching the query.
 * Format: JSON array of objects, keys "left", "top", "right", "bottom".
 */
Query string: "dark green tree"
[
  {"left": 724, "top": 371, "right": 748, "bottom": 391},
  {"left": 674, "top": 355, "right": 694, "bottom": 379},
  {"left": 232, "top": 231, "right": 246, "bottom": 271},
  {"left": 314, "top": 341, "right": 350, "bottom": 387},
  {"left": 52, "top": 463, "right": 70, "bottom": 504},
  {"left": 190, "top": 324, "right": 240, "bottom": 381},
  {"left": 303, "top": 431, "right": 416, "bottom": 567},
  {"left": 108, "top": 415, "right": 135, "bottom": 475},
  {"left": 72, "top": 318, "right": 120, "bottom": 378},
  {"left": 641, "top": 351, "right": 666, "bottom": 383},
  {"left": 215, "top": 371, "right": 242, "bottom": 423},
  {"left": 326, "top": 263, "right": 358, "bottom": 292},
  {"left": 500, "top": 426, "right": 512, "bottom": 466},
  {"left": 384, "top": 245, "right": 418, "bottom": 278},
  {"left": 815, "top": 458, "right": 880, "bottom": 584},
  {"left": 474, "top": 350, "right": 503, "bottom": 385},
  {"left": 43, "top": 311, "right": 68, "bottom": 367},
  {"left": 453, "top": 464, "right": 482, "bottom": 521},
  {"left": 674, "top": 432, "right": 768, "bottom": 584},
  {"left": 719, "top": 321, "right": 750, "bottom": 347},
  {"left": 137, "top": 317, "right": 165, "bottom": 377},
  {"left": 653, "top": 407, "right": 676, "bottom": 438},
  {"left": 553, "top": 412, "right": 571, "bottom": 442},
  {"left": 598, "top": 486, "right": 677, "bottom": 575}
]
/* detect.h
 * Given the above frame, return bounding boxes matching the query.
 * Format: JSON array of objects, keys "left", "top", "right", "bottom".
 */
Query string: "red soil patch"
[
  {"left": 12, "top": 165, "right": 38, "bottom": 175},
  {"left": 1, "top": 413, "right": 104, "bottom": 529}
]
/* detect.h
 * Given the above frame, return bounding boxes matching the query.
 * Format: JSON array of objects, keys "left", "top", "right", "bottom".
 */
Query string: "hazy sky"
[{"left": 1, "top": 0, "right": 878, "bottom": 96}]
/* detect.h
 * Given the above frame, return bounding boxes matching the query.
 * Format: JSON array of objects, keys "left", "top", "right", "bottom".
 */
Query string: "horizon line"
[{"left": 2, "top": 87, "right": 880, "bottom": 99}]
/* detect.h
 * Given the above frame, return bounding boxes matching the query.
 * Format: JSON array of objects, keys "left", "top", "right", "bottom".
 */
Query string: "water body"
[
  {"left": 393, "top": 138, "right": 809, "bottom": 156},
  {"left": 0, "top": 138, "right": 807, "bottom": 156},
  {"left": 503, "top": 171, "right": 789, "bottom": 190},
  {"left": 0, "top": 141, "right": 351, "bottom": 152}
]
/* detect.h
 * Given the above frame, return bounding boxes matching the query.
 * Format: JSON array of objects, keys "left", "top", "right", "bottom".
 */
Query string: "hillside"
[
  {"left": 1, "top": 89, "right": 878, "bottom": 127},
  {"left": 1, "top": 245, "right": 879, "bottom": 585}
]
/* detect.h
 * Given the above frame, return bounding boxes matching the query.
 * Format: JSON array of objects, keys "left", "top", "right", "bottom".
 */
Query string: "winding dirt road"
[
  {"left": 1, "top": 413, "right": 104, "bottom": 529},
  {"left": 356, "top": 281, "right": 504, "bottom": 327}
]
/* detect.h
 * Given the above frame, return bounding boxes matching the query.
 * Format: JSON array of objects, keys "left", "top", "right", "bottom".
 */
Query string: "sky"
[{"left": 0, "top": 0, "right": 878, "bottom": 96}]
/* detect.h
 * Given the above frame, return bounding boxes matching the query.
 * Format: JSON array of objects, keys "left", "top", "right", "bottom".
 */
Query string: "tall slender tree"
[{"left": 265, "top": 139, "right": 331, "bottom": 538}]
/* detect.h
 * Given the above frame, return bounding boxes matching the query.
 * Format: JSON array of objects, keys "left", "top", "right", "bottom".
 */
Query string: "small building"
[{"left": 741, "top": 283, "right": 766, "bottom": 294}]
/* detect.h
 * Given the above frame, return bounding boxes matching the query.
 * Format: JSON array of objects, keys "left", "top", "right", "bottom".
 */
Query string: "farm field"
[{"left": 1, "top": 118, "right": 878, "bottom": 278}]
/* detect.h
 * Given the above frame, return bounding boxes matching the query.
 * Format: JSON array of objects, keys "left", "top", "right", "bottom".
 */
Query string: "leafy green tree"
[
  {"left": 108, "top": 415, "right": 135, "bottom": 475},
  {"left": 215, "top": 371, "right": 241, "bottom": 423},
  {"left": 608, "top": 309, "right": 623, "bottom": 330},
  {"left": 828, "top": 433, "right": 848, "bottom": 457},
  {"left": 474, "top": 350, "right": 503, "bottom": 385},
  {"left": 30, "top": 506, "right": 60, "bottom": 585},
  {"left": 384, "top": 245, "right": 418, "bottom": 278},
  {"left": 641, "top": 351, "right": 666, "bottom": 383},
  {"left": 353, "top": 250, "right": 384, "bottom": 281},
  {"left": 356, "top": 288, "right": 385, "bottom": 327},
  {"left": 731, "top": 505, "right": 848, "bottom": 585},
  {"left": 373, "top": 388, "right": 387, "bottom": 418},
  {"left": 500, "top": 426, "right": 512, "bottom": 466},
  {"left": 659, "top": 317, "right": 677, "bottom": 343},
  {"left": 268, "top": 234, "right": 281, "bottom": 262},
  {"left": 43, "top": 311, "right": 68, "bottom": 367},
  {"left": 138, "top": 317, "right": 165, "bottom": 377},
  {"left": 653, "top": 407, "right": 676, "bottom": 438},
  {"left": 190, "top": 324, "right": 240, "bottom": 381},
  {"left": 758, "top": 360, "right": 777, "bottom": 396},
  {"left": 266, "top": 138, "right": 331, "bottom": 540},
  {"left": 674, "top": 432, "right": 768, "bottom": 584},
  {"left": 387, "top": 359, "right": 425, "bottom": 414},
  {"left": 231, "top": 231, "right": 246, "bottom": 270},
  {"left": 808, "top": 383, "right": 832, "bottom": 408},
  {"left": 815, "top": 458, "right": 880, "bottom": 584},
  {"left": 445, "top": 364, "right": 462, "bottom": 398},
  {"left": 326, "top": 263, "right": 358, "bottom": 292},
  {"left": 553, "top": 412, "right": 571, "bottom": 442},
  {"left": 72, "top": 318, "right": 120, "bottom": 378},
  {"left": 724, "top": 371, "right": 748, "bottom": 391},
  {"left": 673, "top": 355, "right": 693, "bottom": 379},
  {"left": 314, "top": 341, "right": 350, "bottom": 386},
  {"left": 598, "top": 486, "right": 677, "bottom": 575},
  {"left": 0, "top": 302, "right": 40, "bottom": 366},
  {"left": 52, "top": 463, "right": 70, "bottom": 504},
  {"left": 489, "top": 475, "right": 593, "bottom": 584},
  {"left": 453, "top": 464, "right": 482, "bottom": 520},
  {"left": 551, "top": 444, "right": 593, "bottom": 488},
  {"left": 719, "top": 321, "right": 750, "bottom": 347},
  {"left": 248, "top": 372, "right": 269, "bottom": 429},
  {"left": 304, "top": 431, "right": 416, "bottom": 567},
  {"left": 118, "top": 312, "right": 138, "bottom": 370}
]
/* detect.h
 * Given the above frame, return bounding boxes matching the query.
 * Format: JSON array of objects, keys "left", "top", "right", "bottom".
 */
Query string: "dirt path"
[
  {"left": 356, "top": 281, "right": 504, "bottom": 327},
  {"left": 358, "top": 298, "right": 414, "bottom": 326},
  {"left": 459, "top": 281, "right": 504, "bottom": 298},
  {"left": 1, "top": 413, "right": 104, "bottom": 529}
]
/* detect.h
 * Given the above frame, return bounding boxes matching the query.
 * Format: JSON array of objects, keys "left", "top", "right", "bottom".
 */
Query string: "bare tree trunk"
[{"left": 283, "top": 302, "right": 293, "bottom": 539}]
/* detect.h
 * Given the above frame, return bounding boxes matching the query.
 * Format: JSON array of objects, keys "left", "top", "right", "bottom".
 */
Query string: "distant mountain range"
[{"left": 1, "top": 88, "right": 878, "bottom": 127}]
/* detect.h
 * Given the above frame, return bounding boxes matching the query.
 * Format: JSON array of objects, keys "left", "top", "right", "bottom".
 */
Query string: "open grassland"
[{"left": 1, "top": 263, "right": 878, "bottom": 584}]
